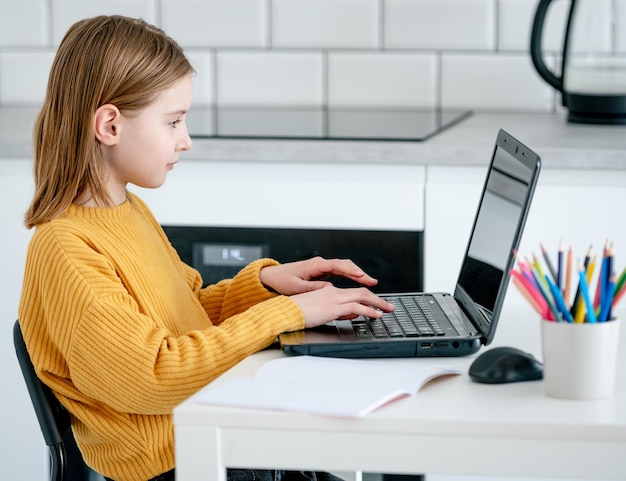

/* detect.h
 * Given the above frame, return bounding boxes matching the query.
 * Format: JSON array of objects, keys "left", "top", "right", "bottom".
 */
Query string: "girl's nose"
[{"left": 178, "top": 128, "right": 192, "bottom": 152}]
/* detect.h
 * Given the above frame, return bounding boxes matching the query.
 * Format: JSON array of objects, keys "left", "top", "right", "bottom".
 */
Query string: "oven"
[{"left": 162, "top": 225, "right": 423, "bottom": 293}]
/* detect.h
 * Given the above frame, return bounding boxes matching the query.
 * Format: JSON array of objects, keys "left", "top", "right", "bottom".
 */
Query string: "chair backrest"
[{"left": 13, "top": 320, "right": 104, "bottom": 481}]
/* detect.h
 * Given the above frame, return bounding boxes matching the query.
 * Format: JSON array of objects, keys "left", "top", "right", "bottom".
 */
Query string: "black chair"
[{"left": 13, "top": 320, "right": 104, "bottom": 481}]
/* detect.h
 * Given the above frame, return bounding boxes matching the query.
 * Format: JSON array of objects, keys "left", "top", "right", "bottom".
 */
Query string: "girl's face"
[{"left": 102, "top": 75, "right": 193, "bottom": 203}]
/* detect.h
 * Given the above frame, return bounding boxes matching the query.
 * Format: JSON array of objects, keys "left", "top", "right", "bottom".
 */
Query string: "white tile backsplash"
[
  {"left": 441, "top": 53, "right": 554, "bottom": 111},
  {"left": 272, "top": 0, "right": 379, "bottom": 49},
  {"left": 498, "top": 0, "right": 570, "bottom": 53},
  {"left": 385, "top": 0, "right": 495, "bottom": 50},
  {"left": 499, "top": 0, "right": 568, "bottom": 53},
  {"left": 217, "top": 52, "right": 323, "bottom": 106},
  {"left": 0, "top": 51, "right": 54, "bottom": 105},
  {"left": 186, "top": 52, "right": 215, "bottom": 106},
  {"left": 161, "top": 0, "right": 267, "bottom": 48},
  {"left": 328, "top": 52, "right": 437, "bottom": 107},
  {"left": 51, "top": 0, "right": 156, "bottom": 45},
  {"left": 2, "top": 0, "right": 623, "bottom": 111},
  {"left": 498, "top": 0, "right": 536, "bottom": 52},
  {"left": 0, "top": 0, "right": 48, "bottom": 46}
]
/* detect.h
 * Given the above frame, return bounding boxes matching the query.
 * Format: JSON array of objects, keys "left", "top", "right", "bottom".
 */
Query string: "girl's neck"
[{"left": 74, "top": 188, "right": 127, "bottom": 208}]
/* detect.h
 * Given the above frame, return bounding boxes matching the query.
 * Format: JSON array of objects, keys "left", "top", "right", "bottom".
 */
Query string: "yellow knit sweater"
[{"left": 18, "top": 193, "right": 304, "bottom": 481}]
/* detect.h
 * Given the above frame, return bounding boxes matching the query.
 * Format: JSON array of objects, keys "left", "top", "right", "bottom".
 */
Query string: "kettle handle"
[{"left": 530, "top": 0, "right": 564, "bottom": 92}]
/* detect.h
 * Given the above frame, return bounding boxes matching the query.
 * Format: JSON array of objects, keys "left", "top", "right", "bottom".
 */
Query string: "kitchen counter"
[{"left": 1, "top": 107, "right": 624, "bottom": 168}]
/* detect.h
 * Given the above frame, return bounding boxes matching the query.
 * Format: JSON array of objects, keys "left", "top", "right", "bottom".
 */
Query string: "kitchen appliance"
[
  {"left": 162, "top": 225, "right": 423, "bottom": 293},
  {"left": 186, "top": 106, "right": 471, "bottom": 141},
  {"left": 530, "top": 0, "right": 626, "bottom": 124}
]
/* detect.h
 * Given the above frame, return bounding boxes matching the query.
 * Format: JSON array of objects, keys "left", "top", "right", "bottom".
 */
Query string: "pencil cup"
[{"left": 541, "top": 319, "right": 620, "bottom": 400}]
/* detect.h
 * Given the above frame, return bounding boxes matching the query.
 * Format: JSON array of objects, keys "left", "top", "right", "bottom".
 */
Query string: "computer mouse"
[{"left": 468, "top": 346, "right": 543, "bottom": 384}]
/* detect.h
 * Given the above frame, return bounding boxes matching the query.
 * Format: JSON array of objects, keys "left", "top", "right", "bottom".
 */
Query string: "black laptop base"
[{"left": 280, "top": 328, "right": 483, "bottom": 358}]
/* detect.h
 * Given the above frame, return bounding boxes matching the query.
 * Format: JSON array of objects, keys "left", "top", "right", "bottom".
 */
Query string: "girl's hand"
[
  {"left": 290, "top": 285, "right": 395, "bottom": 328},
  {"left": 260, "top": 257, "right": 394, "bottom": 328},
  {"left": 259, "top": 256, "right": 379, "bottom": 295}
]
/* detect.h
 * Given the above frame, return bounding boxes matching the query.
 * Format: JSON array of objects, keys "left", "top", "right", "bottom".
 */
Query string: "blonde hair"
[{"left": 25, "top": 15, "right": 194, "bottom": 228}]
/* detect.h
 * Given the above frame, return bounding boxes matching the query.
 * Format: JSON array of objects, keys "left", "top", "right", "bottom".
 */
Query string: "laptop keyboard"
[{"left": 353, "top": 296, "right": 446, "bottom": 339}]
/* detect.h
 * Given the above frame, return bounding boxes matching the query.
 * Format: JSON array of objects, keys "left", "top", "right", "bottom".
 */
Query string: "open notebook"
[{"left": 279, "top": 129, "right": 541, "bottom": 358}]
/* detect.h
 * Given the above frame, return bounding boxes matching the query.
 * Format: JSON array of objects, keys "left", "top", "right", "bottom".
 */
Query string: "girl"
[{"left": 18, "top": 15, "right": 393, "bottom": 481}]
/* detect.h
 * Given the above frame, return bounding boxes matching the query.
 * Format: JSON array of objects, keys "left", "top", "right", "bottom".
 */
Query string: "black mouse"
[{"left": 468, "top": 346, "right": 543, "bottom": 384}]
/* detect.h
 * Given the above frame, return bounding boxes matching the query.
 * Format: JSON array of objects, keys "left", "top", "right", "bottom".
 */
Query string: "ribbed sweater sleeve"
[{"left": 17, "top": 193, "right": 305, "bottom": 481}]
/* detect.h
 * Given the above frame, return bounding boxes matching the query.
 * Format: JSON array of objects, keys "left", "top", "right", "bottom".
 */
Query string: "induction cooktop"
[{"left": 186, "top": 107, "right": 472, "bottom": 141}]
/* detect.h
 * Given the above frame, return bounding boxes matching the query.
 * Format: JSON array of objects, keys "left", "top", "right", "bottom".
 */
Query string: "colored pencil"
[
  {"left": 546, "top": 274, "right": 574, "bottom": 323},
  {"left": 578, "top": 262, "right": 597, "bottom": 324},
  {"left": 575, "top": 254, "right": 596, "bottom": 323},
  {"left": 531, "top": 267, "right": 561, "bottom": 322},
  {"left": 540, "top": 243, "right": 558, "bottom": 284},
  {"left": 514, "top": 243, "right": 626, "bottom": 322},
  {"left": 595, "top": 241, "right": 609, "bottom": 309},
  {"left": 533, "top": 254, "right": 550, "bottom": 291},
  {"left": 614, "top": 266, "right": 626, "bottom": 299},
  {"left": 612, "top": 279, "right": 626, "bottom": 309},
  {"left": 564, "top": 244, "right": 573, "bottom": 307},
  {"left": 510, "top": 269, "right": 551, "bottom": 319},
  {"left": 513, "top": 250, "right": 536, "bottom": 287},
  {"left": 587, "top": 254, "right": 597, "bottom": 284},
  {"left": 605, "top": 244, "right": 614, "bottom": 318},
  {"left": 512, "top": 277, "right": 545, "bottom": 318},
  {"left": 599, "top": 272, "right": 616, "bottom": 323},
  {"left": 557, "top": 240, "right": 564, "bottom": 290},
  {"left": 570, "top": 244, "right": 592, "bottom": 318}
]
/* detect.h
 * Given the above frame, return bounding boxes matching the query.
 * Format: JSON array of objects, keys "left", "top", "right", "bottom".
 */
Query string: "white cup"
[{"left": 541, "top": 319, "right": 620, "bottom": 400}]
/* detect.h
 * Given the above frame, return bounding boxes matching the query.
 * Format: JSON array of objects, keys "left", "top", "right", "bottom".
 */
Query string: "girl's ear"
[{"left": 94, "top": 104, "right": 121, "bottom": 146}]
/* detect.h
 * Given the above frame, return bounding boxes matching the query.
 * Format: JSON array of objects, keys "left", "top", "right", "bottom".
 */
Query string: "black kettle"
[{"left": 530, "top": 0, "right": 626, "bottom": 125}]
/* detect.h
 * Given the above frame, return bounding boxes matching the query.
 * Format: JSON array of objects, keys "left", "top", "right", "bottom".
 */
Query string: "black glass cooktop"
[{"left": 186, "top": 107, "right": 472, "bottom": 141}]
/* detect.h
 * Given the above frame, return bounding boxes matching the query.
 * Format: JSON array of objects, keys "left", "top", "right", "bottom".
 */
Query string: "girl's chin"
[{"left": 134, "top": 178, "right": 168, "bottom": 190}]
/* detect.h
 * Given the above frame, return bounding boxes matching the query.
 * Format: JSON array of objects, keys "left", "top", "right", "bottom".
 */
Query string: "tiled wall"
[{"left": 0, "top": 0, "right": 625, "bottom": 112}]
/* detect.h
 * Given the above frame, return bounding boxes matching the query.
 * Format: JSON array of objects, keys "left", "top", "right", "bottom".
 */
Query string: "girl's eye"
[{"left": 170, "top": 119, "right": 181, "bottom": 128}]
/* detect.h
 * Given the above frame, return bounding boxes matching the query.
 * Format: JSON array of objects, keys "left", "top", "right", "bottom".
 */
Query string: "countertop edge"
[{"left": 2, "top": 109, "right": 625, "bottom": 169}]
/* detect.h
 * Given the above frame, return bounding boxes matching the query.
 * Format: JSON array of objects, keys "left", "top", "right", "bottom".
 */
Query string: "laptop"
[{"left": 279, "top": 129, "right": 541, "bottom": 358}]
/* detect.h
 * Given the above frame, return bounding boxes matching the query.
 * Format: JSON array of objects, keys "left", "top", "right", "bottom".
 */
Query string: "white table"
[{"left": 174, "top": 305, "right": 626, "bottom": 481}]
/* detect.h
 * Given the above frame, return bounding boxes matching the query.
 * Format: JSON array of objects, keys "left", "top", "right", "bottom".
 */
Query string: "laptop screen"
[{"left": 455, "top": 130, "right": 540, "bottom": 342}]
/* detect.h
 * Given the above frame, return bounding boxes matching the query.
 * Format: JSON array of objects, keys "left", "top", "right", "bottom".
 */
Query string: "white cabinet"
[{"left": 132, "top": 160, "right": 426, "bottom": 231}]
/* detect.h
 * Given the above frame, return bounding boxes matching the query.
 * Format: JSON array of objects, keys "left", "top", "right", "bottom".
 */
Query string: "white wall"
[{"left": 4, "top": 0, "right": 625, "bottom": 112}]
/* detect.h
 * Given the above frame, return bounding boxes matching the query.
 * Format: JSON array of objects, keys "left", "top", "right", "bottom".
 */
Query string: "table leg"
[{"left": 176, "top": 425, "right": 226, "bottom": 481}]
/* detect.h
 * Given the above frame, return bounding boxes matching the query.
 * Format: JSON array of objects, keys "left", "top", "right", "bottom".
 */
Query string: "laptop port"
[{"left": 420, "top": 342, "right": 433, "bottom": 349}]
